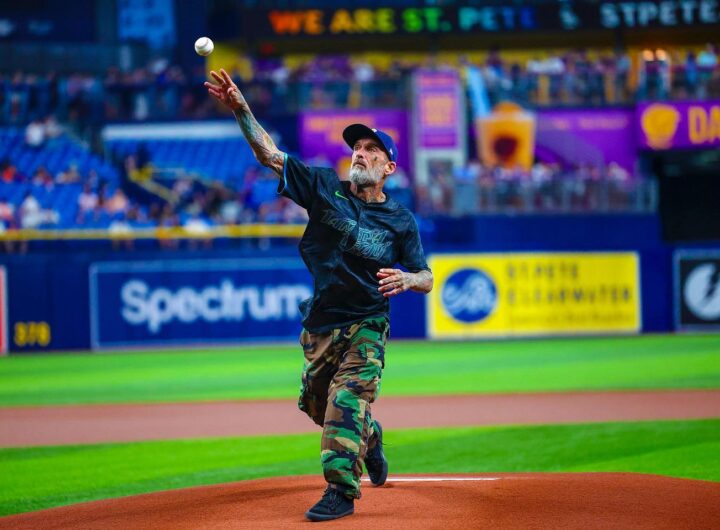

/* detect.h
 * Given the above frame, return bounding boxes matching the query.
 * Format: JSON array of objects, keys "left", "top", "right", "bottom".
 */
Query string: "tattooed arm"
[
  {"left": 204, "top": 68, "right": 285, "bottom": 177},
  {"left": 377, "top": 268, "right": 434, "bottom": 297}
]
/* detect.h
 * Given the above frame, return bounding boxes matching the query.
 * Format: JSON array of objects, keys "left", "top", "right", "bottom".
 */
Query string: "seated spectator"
[
  {"left": 105, "top": 188, "right": 130, "bottom": 216},
  {"left": 56, "top": 163, "right": 82, "bottom": 184},
  {"left": 0, "top": 197, "right": 15, "bottom": 231},
  {"left": 19, "top": 190, "right": 59, "bottom": 229},
  {"left": 183, "top": 212, "right": 213, "bottom": 250},
  {"left": 158, "top": 203, "right": 180, "bottom": 249},
  {"left": 172, "top": 177, "right": 195, "bottom": 206},
  {"left": 607, "top": 162, "right": 630, "bottom": 183},
  {"left": 126, "top": 203, "right": 148, "bottom": 225},
  {"left": 19, "top": 191, "right": 42, "bottom": 229},
  {"left": 77, "top": 183, "right": 99, "bottom": 221},
  {"left": 32, "top": 166, "right": 54, "bottom": 189},
  {"left": 108, "top": 211, "right": 135, "bottom": 251},
  {"left": 108, "top": 211, "right": 132, "bottom": 234},
  {"left": 216, "top": 189, "right": 243, "bottom": 225},
  {"left": 43, "top": 115, "right": 63, "bottom": 140},
  {"left": 281, "top": 197, "right": 309, "bottom": 224},
  {"left": 1, "top": 160, "right": 20, "bottom": 183},
  {"left": 24, "top": 119, "right": 46, "bottom": 148}
]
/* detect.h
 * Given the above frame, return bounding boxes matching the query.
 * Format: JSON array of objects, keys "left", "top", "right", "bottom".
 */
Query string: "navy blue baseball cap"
[{"left": 342, "top": 123, "right": 398, "bottom": 163}]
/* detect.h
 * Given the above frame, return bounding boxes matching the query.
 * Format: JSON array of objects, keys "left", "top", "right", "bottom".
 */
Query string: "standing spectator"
[
  {"left": 685, "top": 52, "right": 699, "bottom": 98},
  {"left": 697, "top": 44, "right": 718, "bottom": 98},
  {"left": 613, "top": 49, "right": 631, "bottom": 103},
  {"left": 525, "top": 56, "right": 542, "bottom": 103},
  {"left": 0, "top": 196, "right": 15, "bottom": 253},
  {"left": 544, "top": 54, "right": 566, "bottom": 103},
  {"left": 7, "top": 72, "right": 30, "bottom": 123}
]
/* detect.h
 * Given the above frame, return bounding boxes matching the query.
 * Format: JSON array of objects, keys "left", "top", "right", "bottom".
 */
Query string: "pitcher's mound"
[{"left": 2, "top": 473, "right": 719, "bottom": 529}]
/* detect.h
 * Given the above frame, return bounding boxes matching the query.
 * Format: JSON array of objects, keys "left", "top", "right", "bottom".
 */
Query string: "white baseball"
[{"left": 194, "top": 37, "right": 214, "bottom": 56}]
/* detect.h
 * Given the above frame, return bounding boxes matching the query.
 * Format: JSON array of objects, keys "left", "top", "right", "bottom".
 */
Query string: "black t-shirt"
[{"left": 278, "top": 154, "right": 430, "bottom": 333}]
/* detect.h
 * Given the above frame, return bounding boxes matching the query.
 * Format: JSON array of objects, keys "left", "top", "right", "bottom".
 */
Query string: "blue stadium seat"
[{"left": 105, "top": 137, "right": 261, "bottom": 185}]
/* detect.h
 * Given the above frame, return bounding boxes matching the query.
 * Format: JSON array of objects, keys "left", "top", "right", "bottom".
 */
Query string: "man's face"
[{"left": 349, "top": 137, "right": 395, "bottom": 186}]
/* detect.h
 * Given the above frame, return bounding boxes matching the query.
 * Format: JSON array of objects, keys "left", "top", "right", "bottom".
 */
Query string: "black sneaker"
[
  {"left": 305, "top": 486, "right": 355, "bottom": 522},
  {"left": 365, "top": 421, "right": 388, "bottom": 486}
]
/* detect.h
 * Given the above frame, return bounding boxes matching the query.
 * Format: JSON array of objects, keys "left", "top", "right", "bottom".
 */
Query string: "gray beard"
[{"left": 349, "top": 165, "right": 383, "bottom": 186}]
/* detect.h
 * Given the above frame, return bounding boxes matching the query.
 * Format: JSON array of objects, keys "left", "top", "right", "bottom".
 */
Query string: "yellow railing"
[{"left": 0, "top": 224, "right": 306, "bottom": 241}]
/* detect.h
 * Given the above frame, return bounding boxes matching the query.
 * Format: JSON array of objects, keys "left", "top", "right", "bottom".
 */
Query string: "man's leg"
[
  {"left": 320, "top": 318, "right": 388, "bottom": 499},
  {"left": 298, "top": 329, "right": 337, "bottom": 426}
]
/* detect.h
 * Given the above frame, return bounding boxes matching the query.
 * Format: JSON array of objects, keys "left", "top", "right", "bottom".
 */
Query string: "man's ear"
[{"left": 384, "top": 161, "right": 397, "bottom": 177}]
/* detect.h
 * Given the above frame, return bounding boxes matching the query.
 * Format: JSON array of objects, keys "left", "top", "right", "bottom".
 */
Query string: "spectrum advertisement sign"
[
  {"left": 428, "top": 253, "right": 641, "bottom": 338},
  {"left": 637, "top": 101, "right": 720, "bottom": 150},
  {"left": 89, "top": 260, "right": 312, "bottom": 349}
]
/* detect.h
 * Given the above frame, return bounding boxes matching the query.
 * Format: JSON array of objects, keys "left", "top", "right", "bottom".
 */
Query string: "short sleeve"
[
  {"left": 399, "top": 215, "right": 430, "bottom": 273},
  {"left": 277, "top": 154, "right": 316, "bottom": 210}
]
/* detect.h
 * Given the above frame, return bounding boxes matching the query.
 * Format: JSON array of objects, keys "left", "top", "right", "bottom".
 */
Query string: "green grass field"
[
  {"left": 0, "top": 335, "right": 718, "bottom": 517},
  {"left": 1, "top": 335, "right": 719, "bottom": 406},
  {"left": 1, "top": 419, "right": 719, "bottom": 516}
]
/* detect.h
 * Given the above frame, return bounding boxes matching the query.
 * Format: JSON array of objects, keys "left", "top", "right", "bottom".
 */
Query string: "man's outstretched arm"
[{"left": 205, "top": 68, "right": 284, "bottom": 177}]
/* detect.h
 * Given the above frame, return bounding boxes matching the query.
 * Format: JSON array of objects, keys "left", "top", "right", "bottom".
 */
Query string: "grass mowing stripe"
[
  {"left": 1, "top": 335, "right": 719, "bottom": 406},
  {"left": 0, "top": 419, "right": 718, "bottom": 516}
]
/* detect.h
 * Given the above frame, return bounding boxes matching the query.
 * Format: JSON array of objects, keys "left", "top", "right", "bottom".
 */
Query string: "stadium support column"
[{"left": 411, "top": 69, "right": 467, "bottom": 213}]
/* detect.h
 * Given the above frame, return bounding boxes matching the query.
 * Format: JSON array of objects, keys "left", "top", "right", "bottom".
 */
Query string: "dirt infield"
[
  {"left": 1, "top": 473, "right": 719, "bottom": 529},
  {"left": 2, "top": 389, "right": 720, "bottom": 447}
]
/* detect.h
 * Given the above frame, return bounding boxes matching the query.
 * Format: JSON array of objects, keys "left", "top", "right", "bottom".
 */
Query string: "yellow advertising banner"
[{"left": 428, "top": 253, "right": 640, "bottom": 338}]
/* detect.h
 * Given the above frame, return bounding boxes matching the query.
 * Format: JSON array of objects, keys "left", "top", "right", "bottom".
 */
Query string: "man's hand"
[
  {"left": 377, "top": 268, "right": 433, "bottom": 297},
  {"left": 204, "top": 69, "right": 247, "bottom": 112},
  {"left": 205, "top": 68, "right": 284, "bottom": 176}
]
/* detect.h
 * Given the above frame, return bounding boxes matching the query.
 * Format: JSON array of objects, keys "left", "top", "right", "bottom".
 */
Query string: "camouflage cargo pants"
[{"left": 298, "top": 317, "right": 389, "bottom": 499}]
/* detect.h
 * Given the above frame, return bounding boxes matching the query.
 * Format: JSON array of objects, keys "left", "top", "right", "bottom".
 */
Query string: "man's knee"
[
  {"left": 299, "top": 399, "right": 325, "bottom": 426},
  {"left": 299, "top": 379, "right": 328, "bottom": 426}
]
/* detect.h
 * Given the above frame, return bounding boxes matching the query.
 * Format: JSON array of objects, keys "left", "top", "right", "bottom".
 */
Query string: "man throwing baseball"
[{"left": 205, "top": 69, "right": 433, "bottom": 522}]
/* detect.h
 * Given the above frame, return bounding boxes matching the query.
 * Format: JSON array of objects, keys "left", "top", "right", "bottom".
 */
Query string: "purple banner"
[
  {"left": 299, "top": 109, "right": 410, "bottom": 173},
  {"left": 637, "top": 101, "right": 720, "bottom": 150},
  {"left": 535, "top": 108, "right": 636, "bottom": 173},
  {"left": 414, "top": 70, "right": 462, "bottom": 149}
]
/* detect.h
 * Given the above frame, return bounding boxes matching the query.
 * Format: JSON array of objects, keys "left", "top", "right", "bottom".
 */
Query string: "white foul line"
[{"left": 362, "top": 477, "right": 501, "bottom": 482}]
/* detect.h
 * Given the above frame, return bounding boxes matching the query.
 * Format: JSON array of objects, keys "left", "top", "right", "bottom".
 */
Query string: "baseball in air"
[{"left": 194, "top": 37, "right": 214, "bottom": 56}]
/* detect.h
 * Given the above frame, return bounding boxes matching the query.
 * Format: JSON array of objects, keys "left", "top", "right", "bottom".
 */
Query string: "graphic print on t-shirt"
[{"left": 321, "top": 209, "right": 391, "bottom": 260}]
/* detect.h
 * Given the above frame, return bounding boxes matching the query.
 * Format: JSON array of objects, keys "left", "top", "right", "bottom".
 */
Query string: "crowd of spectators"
[
  {"left": 3, "top": 45, "right": 718, "bottom": 128},
  {"left": 1, "top": 44, "right": 704, "bottom": 251},
  {"left": 415, "top": 159, "right": 654, "bottom": 217},
  {"left": 1, "top": 59, "right": 221, "bottom": 129}
]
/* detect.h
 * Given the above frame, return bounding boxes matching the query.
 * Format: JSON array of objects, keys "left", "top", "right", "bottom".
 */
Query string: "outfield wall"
[{"left": 1, "top": 214, "right": 717, "bottom": 353}]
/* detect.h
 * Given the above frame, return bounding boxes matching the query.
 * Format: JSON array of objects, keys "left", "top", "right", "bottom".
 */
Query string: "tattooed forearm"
[
  {"left": 410, "top": 269, "right": 433, "bottom": 294},
  {"left": 233, "top": 108, "right": 285, "bottom": 177}
]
